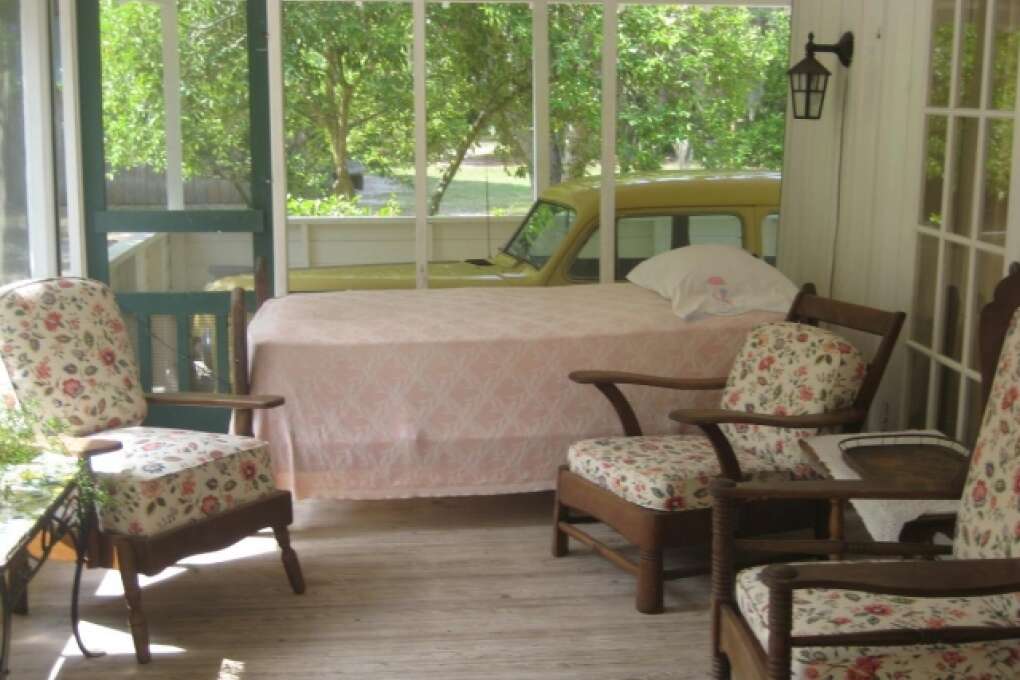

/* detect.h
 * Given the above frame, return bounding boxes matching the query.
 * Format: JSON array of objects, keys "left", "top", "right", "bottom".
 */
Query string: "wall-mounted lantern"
[{"left": 787, "top": 32, "right": 854, "bottom": 120}]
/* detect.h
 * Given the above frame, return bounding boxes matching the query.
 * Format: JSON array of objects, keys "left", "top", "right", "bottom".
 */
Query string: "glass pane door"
[{"left": 907, "top": 0, "right": 1019, "bottom": 442}]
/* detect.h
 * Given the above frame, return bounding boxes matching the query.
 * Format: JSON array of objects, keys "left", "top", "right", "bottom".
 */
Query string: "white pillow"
[{"left": 626, "top": 245, "right": 799, "bottom": 319}]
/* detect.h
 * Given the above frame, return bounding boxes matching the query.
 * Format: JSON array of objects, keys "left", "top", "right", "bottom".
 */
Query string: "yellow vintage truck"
[{"left": 207, "top": 170, "right": 781, "bottom": 293}]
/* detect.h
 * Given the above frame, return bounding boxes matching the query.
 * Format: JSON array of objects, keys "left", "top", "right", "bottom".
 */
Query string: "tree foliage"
[
  {"left": 100, "top": 1, "right": 792, "bottom": 217},
  {"left": 101, "top": 0, "right": 252, "bottom": 203}
]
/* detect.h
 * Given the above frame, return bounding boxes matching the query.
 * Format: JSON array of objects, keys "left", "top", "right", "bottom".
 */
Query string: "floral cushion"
[
  {"left": 567, "top": 435, "right": 823, "bottom": 512},
  {"left": 0, "top": 278, "right": 146, "bottom": 436},
  {"left": 88, "top": 427, "right": 277, "bottom": 536},
  {"left": 955, "top": 308, "right": 1020, "bottom": 560},
  {"left": 720, "top": 322, "right": 866, "bottom": 459},
  {"left": 735, "top": 563, "right": 1020, "bottom": 679}
]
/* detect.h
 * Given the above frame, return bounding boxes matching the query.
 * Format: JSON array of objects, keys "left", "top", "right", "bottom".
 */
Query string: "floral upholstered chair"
[
  {"left": 708, "top": 268, "right": 1020, "bottom": 680},
  {"left": 553, "top": 286, "right": 905, "bottom": 613},
  {"left": 0, "top": 277, "right": 304, "bottom": 664}
]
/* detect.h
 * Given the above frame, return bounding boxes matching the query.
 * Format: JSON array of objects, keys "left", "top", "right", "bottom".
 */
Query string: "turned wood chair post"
[
  {"left": 273, "top": 524, "right": 306, "bottom": 595},
  {"left": 233, "top": 265, "right": 307, "bottom": 597},
  {"left": 636, "top": 517, "right": 666, "bottom": 614},
  {"left": 115, "top": 541, "right": 150, "bottom": 664},
  {"left": 763, "top": 565, "right": 796, "bottom": 680},
  {"left": 231, "top": 286, "right": 254, "bottom": 437},
  {"left": 711, "top": 479, "right": 739, "bottom": 680},
  {"left": 551, "top": 478, "right": 570, "bottom": 558}
]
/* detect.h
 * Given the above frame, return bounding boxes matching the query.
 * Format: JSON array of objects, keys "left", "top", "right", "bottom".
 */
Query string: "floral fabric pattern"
[
  {"left": 90, "top": 427, "right": 277, "bottom": 536},
  {"left": 955, "top": 308, "right": 1020, "bottom": 559},
  {"left": 568, "top": 435, "right": 822, "bottom": 511},
  {"left": 736, "top": 563, "right": 1020, "bottom": 679},
  {"left": 0, "top": 278, "right": 146, "bottom": 436},
  {"left": 720, "top": 322, "right": 866, "bottom": 459}
]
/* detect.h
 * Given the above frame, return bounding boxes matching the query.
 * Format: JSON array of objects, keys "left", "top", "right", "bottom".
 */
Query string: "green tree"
[
  {"left": 101, "top": 0, "right": 252, "bottom": 203},
  {"left": 424, "top": 4, "right": 532, "bottom": 215},
  {"left": 548, "top": 4, "right": 602, "bottom": 184},
  {"left": 99, "top": 1, "right": 792, "bottom": 217},
  {"left": 283, "top": 2, "right": 413, "bottom": 199}
]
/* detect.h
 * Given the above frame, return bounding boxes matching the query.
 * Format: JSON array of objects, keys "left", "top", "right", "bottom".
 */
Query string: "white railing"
[
  {"left": 109, "top": 232, "right": 170, "bottom": 292},
  {"left": 109, "top": 215, "right": 524, "bottom": 292}
]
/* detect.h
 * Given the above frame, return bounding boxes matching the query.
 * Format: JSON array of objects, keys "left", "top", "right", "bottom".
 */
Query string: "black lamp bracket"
[{"left": 806, "top": 31, "right": 854, "bottom": 68}]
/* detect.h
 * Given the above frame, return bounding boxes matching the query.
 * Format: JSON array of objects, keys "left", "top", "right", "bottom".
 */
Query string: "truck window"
[{"left": 569, "top": 213, "right": 745, "bottom": 281}]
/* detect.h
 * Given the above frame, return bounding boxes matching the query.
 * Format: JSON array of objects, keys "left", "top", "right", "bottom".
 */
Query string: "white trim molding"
[
  {"left": 267, "top": 0, "right": 291, "bottom": 295},
  {"left": 58, "top": 0, "right": 87, "bottom": 276},
  {"left": 21, "top": 0, "right": 59, "bottom": 278}
]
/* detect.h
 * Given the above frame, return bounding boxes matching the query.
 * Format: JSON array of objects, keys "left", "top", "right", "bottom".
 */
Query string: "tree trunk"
[
  {"left": 324, "top": 49, "right": 356, "bottom": 199},
  {"left": 550, "top": 131, "right": 564, "bottom": 186},
  {"left": 566, "top": 124, "right": 593, "bottom": 180},
  {"left": 428, "top": 110, "right": 491, "bottom": 216}
]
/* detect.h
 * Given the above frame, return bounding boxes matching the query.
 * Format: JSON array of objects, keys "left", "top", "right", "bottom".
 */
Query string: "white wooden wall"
[{"left": 778, "top": 0, "right": 930, "bottom": 429}]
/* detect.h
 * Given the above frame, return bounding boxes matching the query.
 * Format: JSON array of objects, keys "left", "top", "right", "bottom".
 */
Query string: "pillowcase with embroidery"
[{"left": 626, "top": 244, "right": 798, "bottom": 319}]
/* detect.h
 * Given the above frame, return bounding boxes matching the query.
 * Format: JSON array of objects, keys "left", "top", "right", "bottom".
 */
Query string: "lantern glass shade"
[{"left": 787, "top": 54, "right": 832, "bottom": 120}]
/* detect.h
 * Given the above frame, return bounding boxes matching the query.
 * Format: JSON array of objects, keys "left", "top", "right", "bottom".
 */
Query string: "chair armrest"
[
  {"left": 764, "top": 559, "right": 1020, "bottom": 599},
  {"left": 568, "top": 370, "right": 728, "bottom": 391},
  {"left": 145, "top": 392, "right": 284, "bottom": 410},
  {"left": 669, "top": 407, "right": 865, "bottom": 429},
  {"left": 60, "top": 437, "right": 122, "bottom": 459},
  {"left": 567, "top": 371, "right": 727, "bottom": 437},
  {"left": 710, "top": 477, "right": 960, "bottom": 501}
]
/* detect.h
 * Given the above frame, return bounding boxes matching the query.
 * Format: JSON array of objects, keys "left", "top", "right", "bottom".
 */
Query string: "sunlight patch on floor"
[
  {"left": 178, "top": 536, "right": 276, "bottom": 566},
  {"left": 94, "top": 565, "right": 187, "bottom": 597},
  {"left": 93, "top": 536, "right": 277, "bottom": 596},
  {"left": 59, "top": 621, "right": 185, "bottom": 657},
  {"left": 45, "top": 656, "right": 64, "bottom": 680},
  {"left": 218, "top": 658, "right": 246, "bottom": 679}
]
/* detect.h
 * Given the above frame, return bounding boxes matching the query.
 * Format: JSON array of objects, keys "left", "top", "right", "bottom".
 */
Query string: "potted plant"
[{"left": 0, "top": 403, "right": 106, "bottom": 522}]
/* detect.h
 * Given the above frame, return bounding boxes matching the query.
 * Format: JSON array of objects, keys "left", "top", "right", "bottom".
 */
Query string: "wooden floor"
[{"left": 11, "top": 492, "right": 717, "bottom": 679}]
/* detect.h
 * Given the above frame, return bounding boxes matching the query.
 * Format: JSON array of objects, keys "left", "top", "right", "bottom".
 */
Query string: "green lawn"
[{"left": 387, "top": 164, "right": 534, "bottom": 216}]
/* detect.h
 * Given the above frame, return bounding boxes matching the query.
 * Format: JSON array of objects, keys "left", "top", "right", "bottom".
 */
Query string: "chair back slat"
[{"left": 134, "top": 314, "right": 154, "bottom": 391}]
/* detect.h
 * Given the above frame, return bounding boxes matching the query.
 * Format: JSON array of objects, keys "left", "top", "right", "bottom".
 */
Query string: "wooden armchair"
[
  {"left": 0, "top": 277, "right": 304, "bottom": 664},
  {"left": 709, "top": 267, "right": 1020, "bottom": 680},
  {"left": 552, "top": 285, "right": 904, "bottom": 613}
]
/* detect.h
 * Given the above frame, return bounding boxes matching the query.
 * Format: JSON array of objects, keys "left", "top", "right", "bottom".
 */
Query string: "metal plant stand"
[{"left": 0, "top": 454, "right": 105, "bottom": 676}]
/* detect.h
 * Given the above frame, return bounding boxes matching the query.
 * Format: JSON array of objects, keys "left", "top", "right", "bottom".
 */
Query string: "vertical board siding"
[{"left": 781, "top": 0, "right": 926, "bottom": 428}]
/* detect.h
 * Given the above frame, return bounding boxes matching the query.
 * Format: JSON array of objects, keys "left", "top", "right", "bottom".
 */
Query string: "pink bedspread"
[{"left": 247, "top": 283, "right": 778, "bottom": 499}]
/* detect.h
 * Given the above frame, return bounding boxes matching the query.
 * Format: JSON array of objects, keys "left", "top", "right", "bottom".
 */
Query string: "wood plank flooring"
[{"left": 11, "top": 492, "right": 715, "bottom": 679}]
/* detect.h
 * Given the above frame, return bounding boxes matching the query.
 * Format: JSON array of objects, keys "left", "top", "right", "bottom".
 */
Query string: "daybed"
[{"left": 247, "top": 282, "right": 780, "bottom": 499}]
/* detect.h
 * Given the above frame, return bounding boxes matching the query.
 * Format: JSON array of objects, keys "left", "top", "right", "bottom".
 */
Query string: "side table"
[
  {"left": 800, "top": 431, "right": 967, "bottom": 550},
  {"left": 0, "top": 442, "right": 117, "bottom": 676}
]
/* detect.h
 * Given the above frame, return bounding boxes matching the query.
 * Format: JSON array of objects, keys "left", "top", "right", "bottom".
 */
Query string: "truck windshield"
[{"left": 503, "top": 201, "right": 576, "bottom": 269}]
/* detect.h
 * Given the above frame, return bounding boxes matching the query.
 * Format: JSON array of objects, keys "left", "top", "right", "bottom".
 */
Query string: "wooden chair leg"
[
  {"left": 273, "top": 525, "right": 306, "bottom": 595},
  {"left": 635, "top": 547, "right": 664, "bottom": 614},
  {"left": 712, "top": 653, "right": 731, "bottom": 680},
  {"left": 116, "top": 543, "right": 150, "bottom": 664},
  {"left": 551, "top": 489, "right": 569, "bottom": 558}
]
